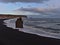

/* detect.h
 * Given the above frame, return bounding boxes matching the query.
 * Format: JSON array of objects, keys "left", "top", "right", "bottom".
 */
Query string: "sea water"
[{"left": 3, "top": 18, "right": 60, "bottom": 39}]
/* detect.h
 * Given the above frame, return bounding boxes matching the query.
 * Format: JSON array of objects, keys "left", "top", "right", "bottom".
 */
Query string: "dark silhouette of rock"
[{"left": 16, "top": 18, "right": 23, "bottom": 28}]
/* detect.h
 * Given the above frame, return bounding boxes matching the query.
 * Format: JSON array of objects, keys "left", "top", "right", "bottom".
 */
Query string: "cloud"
[
  {"left": 15, "top": 7, "right": 46, "bottom": 13},
  {"left": 44, "top": 8, "right": 60, "bottom": 15},
  {"left": 14, "top": 7, "right": 60, "bottom": 15},
  {"left": 13, "top": 9, "right": 40, "bottom": 15},
  {"left": 14, "top": 7, "right": 50, "bottom": 15},
  {"left": 0, "top": 0, "right": 49, "bottom": 3}
]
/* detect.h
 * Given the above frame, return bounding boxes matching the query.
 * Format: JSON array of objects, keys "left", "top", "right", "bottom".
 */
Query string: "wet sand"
[{"left": 0, "top": 19, "right": 60, "bottom": 45}]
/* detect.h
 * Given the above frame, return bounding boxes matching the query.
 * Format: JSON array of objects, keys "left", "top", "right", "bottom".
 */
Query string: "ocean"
[{"left": 3, "top": 18, "right": 60, "bottom": 39}]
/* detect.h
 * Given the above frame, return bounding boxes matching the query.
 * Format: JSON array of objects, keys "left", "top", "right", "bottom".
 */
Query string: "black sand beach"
[{"left": 0, "top": 19, "right": 60, "bottom": 45}]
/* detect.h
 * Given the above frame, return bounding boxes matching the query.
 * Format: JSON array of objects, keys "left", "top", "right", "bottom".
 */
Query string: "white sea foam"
[{"left": 4, "top": 18, "right": 60, "bottom": 39}]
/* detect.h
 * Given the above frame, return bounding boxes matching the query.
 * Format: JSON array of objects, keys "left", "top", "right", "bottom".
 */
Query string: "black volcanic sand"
[{"left": 0, "top": 19, "right": 60, "bottom": 45}]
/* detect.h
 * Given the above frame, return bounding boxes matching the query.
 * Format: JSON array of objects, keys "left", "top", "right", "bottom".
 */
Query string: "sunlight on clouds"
[
  {"left": 13, "top": 10, "right": 40, "bottom": 15},
  {"left": 0, "top": 0, "right": 60, "bottom": 15}
]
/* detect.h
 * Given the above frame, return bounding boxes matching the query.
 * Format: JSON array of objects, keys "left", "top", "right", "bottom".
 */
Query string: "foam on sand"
[{"left": 4, "top": 18, "right": 60, "bottom": 39}]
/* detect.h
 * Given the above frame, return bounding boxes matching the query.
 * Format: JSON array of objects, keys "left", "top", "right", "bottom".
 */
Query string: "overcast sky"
[{"left": 0, "top": 0, "right": 60, "bottom": 15}]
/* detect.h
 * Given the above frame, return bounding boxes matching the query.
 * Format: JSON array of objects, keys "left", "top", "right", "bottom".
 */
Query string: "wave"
[{"left": 3, "top": 18, "right": 60, "bottom": 39}]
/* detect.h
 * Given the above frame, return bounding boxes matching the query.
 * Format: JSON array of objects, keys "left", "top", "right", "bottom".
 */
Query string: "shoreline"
[
  {"left": 0, "top": 19, "right": 60, "bottom": 45},
  {"left": 4, "top": 19, "right": 60, "bottom": 39}
]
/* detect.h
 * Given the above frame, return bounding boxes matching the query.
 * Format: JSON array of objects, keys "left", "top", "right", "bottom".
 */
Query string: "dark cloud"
[
  {"left": 0, "top": 0, "right": 49, "bottom": 3},
  {"left": 45, "top": 8, "right": 60, "bottom": 15},
  {"left": 16, "top": 8, "right": 45, "bottom": 13},
  {"left": 14, "top": 7, "right": 60, "bottom": 15}
]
